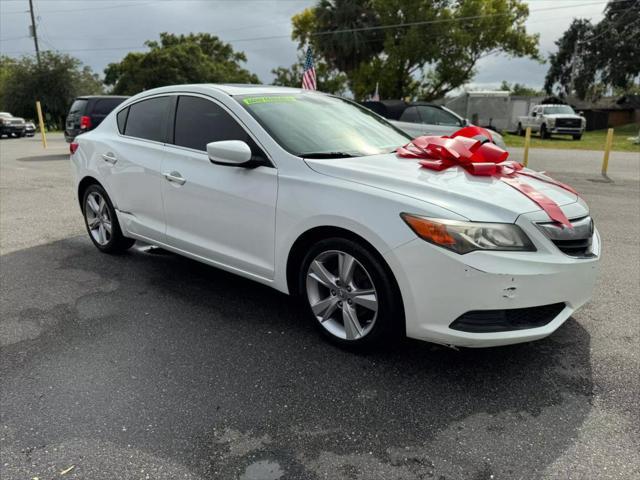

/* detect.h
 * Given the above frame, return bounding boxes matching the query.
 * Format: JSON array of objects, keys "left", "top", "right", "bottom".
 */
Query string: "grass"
[{"left": 503, "top": 123, "right": 640, "bottom": 153}]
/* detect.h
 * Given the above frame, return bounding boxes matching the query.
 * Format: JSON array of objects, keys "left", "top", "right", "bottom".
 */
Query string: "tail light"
[
  {"left": 80, "top": 115, "right": 91, "bottom": 130},
  {"left": 70, "top": 142, "right": 79, "bottom": 154}
]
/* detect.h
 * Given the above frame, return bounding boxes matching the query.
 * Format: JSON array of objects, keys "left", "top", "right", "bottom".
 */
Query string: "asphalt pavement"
[{"left": 1, "top": 134, "right": 639, "bottom": 479}]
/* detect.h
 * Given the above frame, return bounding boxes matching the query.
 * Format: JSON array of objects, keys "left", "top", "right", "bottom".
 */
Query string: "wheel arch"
[
  {"left": 286, "top": 226, "right": 402, "bottom": 299},
  {"left": 77, "top": 176, "right": 103, "bottom": 209},
  {"left": 285, "top": 225, "right": 406, "bottom": 335}
]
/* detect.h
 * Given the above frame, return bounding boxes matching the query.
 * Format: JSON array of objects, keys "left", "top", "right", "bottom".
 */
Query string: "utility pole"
[{"left": 28, "top": 0, "right": 41, "bottom": 66}]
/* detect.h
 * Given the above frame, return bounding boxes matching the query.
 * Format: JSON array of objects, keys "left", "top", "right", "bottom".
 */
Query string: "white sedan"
[{"left": 70, "top": 84, "right": 600, "bottom": 349}]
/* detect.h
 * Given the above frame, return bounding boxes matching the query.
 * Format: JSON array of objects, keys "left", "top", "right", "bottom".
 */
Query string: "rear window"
[
  {"left": 123, "top": 96, "right": 170, "bottom": 142},
  {"left": 116, "top": 107, "right": 129, "bottom": 134},
  {"left": 93, "top": 98, "right": 126, "bottom": 115},
  {"left": 69, "top": 99, "right": 88, "bottom": 114}
]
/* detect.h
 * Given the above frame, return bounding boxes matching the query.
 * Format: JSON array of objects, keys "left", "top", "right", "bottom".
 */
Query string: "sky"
[{"left": 0, "top": 0, "right": 612, "bottom": 94}]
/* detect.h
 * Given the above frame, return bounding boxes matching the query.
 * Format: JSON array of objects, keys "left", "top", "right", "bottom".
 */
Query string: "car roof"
[
  {"left": 75, "top": 95, "right": 130, "bottom": 100},
  {"left": 128, "top": 84, "right": 308, "bottom": 98}
]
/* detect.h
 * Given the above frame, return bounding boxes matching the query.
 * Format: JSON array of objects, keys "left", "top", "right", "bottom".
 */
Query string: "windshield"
[
  {"left": 238, "top": 93, "right": 411, "bottom": 157},
  {"left": 543, "top": 105, "right": 576, "bottom": 115}
]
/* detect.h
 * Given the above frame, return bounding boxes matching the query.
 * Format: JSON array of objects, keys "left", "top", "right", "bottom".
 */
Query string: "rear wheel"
[
  {"left": 299, "top": 237, "right": 402, "bottom": 349},
  {"left": 516, "top": 123, "right": 524, "bottom": 136},
  {"left": 82, "top": 184, "right": 135, "bottom": 253},
  {"left": 572, "top": 134, "right": 582, "bottom": 140}
]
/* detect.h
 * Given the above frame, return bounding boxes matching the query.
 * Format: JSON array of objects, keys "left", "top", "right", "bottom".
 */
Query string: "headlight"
[
  {"left": 400, "top": 214, "right": 536, "bottom": 254},
  {"left": 547, "top": 118, "right": 556, "bottom": 126}
]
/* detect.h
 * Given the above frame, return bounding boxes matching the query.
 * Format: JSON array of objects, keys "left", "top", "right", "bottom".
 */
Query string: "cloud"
[{"left": 0, "top": 0, "right": 607, "bottom": 89}]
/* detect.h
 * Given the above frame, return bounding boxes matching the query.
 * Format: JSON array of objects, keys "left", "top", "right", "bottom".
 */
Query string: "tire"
[
  {"left": 298, "top": 237, "right": 403, "bottom": 350},
  {"left": 540, "top": 124, "right": 550, "bottom": 139},
  {"left": 516, "top": 124, "right": 524, "bottom": 136},
  {"left": 82, "top": 183, "right": 135, "bottom": 253},
  {"left": 572, "top": 134, "right": 582, "bottom": 140}
]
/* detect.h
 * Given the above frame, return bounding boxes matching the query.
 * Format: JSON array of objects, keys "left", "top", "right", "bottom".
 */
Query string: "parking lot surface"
[{"left": 1, "top": 134, "right": 639, "bottom": 479}]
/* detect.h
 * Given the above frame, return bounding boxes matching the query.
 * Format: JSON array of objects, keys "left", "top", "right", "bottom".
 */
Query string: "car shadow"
[
  {"left": 0, "top": 237, "right": 594, "bottom": 479},
  {"left": 17, "top": 153, "right": 69, "bottom": 162}
]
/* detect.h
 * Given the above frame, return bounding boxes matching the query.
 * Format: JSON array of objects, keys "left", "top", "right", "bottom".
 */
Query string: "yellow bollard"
[
  {"left": 601, "top": 128, "right": 614, "bottom": 176},
  {"left": 36, "top": 100, "right": 47, "bottom": 149},
  {"left": 523, "top": 127, "right": 531, "bottom": 167}
]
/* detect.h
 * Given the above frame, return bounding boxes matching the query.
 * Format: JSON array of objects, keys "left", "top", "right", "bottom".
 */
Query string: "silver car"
[{"left": 362, "top": 101, "right": 507, "bottom": 149}]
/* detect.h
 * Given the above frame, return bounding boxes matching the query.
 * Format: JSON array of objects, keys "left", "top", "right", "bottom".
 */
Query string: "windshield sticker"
[{"left": 243, "top": 96, "right": 297, "bottom": 105}]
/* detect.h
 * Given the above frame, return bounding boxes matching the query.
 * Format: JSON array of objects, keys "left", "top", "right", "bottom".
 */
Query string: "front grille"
[
  {"left": 537, "top": 216, "right": 594, "bottom": 257},
  {"left": 555, "top": 118, "right": 581, "bottom": 128},
  {"left": 450, "top": 303, "right": 566, "bottom": 333}
]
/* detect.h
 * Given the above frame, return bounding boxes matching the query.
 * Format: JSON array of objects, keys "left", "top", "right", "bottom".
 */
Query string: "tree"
[
  {"left": 499, "top": 80, "right": 543, "bottom": 96},
  {"left": 545, "top": 0, "right": 640, "bottom": 99},
  {"left": 1, "top": 52, "right": 103, "bottom": 127},
  {"left": 271, "top": 56, "right": 348, "bottom": 95},
  {"left": 291, "top": 0, "right": 539, "bottom": 100},
  {"left": 104, "top": 33, "right": 259, "bottom": 95}
]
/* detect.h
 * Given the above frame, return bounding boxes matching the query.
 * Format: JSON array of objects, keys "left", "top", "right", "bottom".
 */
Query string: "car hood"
[
  {"left": 545, "top": 114, "right": 583, "bottom": 120},
  {"left": 305, "top": 153, "right": 578, "bottom": 223}
]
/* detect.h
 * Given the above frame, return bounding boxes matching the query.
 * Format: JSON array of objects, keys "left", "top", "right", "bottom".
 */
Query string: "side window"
[
  {"left": 423, "top": 107, "right": 461, "bottom": 126},
  {"left": 116, "top": 107, "right": 129, "bottom": 134},
  {"left": 173, "top": 95, "right": 260, "bottom": 154},
  {"left": 94, "top": 98, "right": 126, "bottom": 115},
  {"left": 417, "top": 106, "right": 436, "bottom": 125},
  {"left": 399, "top": 106, "right": 420, "bottom": 123},
  {"left": 124, "top": 96, "right": 170, "bottom": 142}
]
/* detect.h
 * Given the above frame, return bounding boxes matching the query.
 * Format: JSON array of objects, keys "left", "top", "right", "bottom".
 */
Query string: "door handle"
[
  {"left": 101, "top": 153, "right": 117, "bottom": 164},
  {"left": 163, "top": 171, "right": 186, "bottom": 185}
]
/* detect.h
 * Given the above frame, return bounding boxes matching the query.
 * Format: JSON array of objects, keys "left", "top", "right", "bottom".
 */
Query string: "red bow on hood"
[{"left": 397, "top": 126, "right": 577, "bottom": 229}]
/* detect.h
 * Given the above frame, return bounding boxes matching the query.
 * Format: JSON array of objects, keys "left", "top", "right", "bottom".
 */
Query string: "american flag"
[{"left": 301, "top": 47, "right": 317, "bottom": 91}]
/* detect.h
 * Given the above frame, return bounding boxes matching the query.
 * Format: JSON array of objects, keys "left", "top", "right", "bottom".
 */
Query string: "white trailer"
[{"left": 445, "top": 92, "right": 545, "bottom": 133}]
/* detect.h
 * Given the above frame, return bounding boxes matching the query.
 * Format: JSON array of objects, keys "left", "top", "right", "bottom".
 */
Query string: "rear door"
[
  {"left": 161, "top": 94, "right": 278, "bottom": 279},
  {"left": 102, "top": 95, "right": 171, "bottom": 242}
]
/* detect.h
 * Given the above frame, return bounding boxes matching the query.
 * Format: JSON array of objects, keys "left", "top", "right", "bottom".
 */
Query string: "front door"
[{"left": 161, "top": 95, "right": 277, "bottom": 279}]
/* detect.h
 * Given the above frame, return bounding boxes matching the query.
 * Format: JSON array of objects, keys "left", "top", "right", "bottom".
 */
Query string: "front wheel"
[
  {"left": 299, "top": 237, "right": 403, "bottom": 349},
  {"left": 540, "top": 125, "right": 551, "bottom": 139},
  {"left": 516, "top": 124, "right": 524, "bottom": 136},
  {"left": 82, "top": 184, "right": 135, "bottom": 253}
]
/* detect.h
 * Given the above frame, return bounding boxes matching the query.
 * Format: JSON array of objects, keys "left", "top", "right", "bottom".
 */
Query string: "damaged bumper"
[{"left": 384, "top": 207, "right": 601, "bottom": 347}]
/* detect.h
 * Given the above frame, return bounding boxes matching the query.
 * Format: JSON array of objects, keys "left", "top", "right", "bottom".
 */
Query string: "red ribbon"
[{"left": 397, "top": 126, "right": 577, "bottom": 229}]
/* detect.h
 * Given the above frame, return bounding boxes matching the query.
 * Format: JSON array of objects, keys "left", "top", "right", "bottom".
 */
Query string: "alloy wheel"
[
  {"left": 305, "top": 250, "right": 378, "bottom": 341},
  {"left": 85, "top": 191, "right": 112, "bottom": 246}
]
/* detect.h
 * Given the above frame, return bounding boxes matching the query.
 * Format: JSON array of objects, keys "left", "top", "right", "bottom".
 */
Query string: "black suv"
[{"left": 64, "top": 95, "right": 128, "bottom": 143}]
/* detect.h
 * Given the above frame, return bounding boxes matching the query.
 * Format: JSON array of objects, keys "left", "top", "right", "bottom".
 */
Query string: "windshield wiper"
[{"left": 300, "top": 151, "right": 357, "bottom": 159}]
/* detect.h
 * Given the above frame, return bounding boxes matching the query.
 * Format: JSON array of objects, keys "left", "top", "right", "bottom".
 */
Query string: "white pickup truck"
[{"left": 516, "top": 104, "right": 586, "bottom": 140}]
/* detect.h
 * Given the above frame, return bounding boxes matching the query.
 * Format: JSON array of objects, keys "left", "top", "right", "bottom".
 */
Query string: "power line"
[{"left": 0, "top": 0, "right": 620, "bottom": 55}]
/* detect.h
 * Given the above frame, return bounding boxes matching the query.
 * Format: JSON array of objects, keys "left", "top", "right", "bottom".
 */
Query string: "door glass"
[
  {"left": 418, "top": 106, "right": 460, "bottom": 126},
  {"left": 399, "top": 107, "right": 420, "bottom": 123},
  {"left": 173, "top": 96, "right": 257, "bottom": 153},
  {"left": 116, "top": 107, "right": 129, "bottom": 134},
  {"left": 124, "top": 96, "right": 170, "bottom": 142}
]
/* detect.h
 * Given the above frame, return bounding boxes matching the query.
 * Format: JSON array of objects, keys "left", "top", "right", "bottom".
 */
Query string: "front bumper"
[
  {"left": 1, "top": 125, "right": 26, "bottom": 135},
  {"left": 549, "top": 127, "right": 583, "bottom": 135},
  {"left": 384, "top": 207, "right": 600, "bottom": 347}
]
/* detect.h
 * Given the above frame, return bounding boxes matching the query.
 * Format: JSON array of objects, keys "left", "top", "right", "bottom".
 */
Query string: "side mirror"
[
  {"left": 578, "top": 111, "right": 585, "bottom": 116},
  {"left": 531, "top": 112, "right": 537, "bottom": 117},
  {"left": 207, "top": 140, "right": 262, "bottom": 168},
  {"left": 463, "top": 118, "right": 470, "bottom": 126}
]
